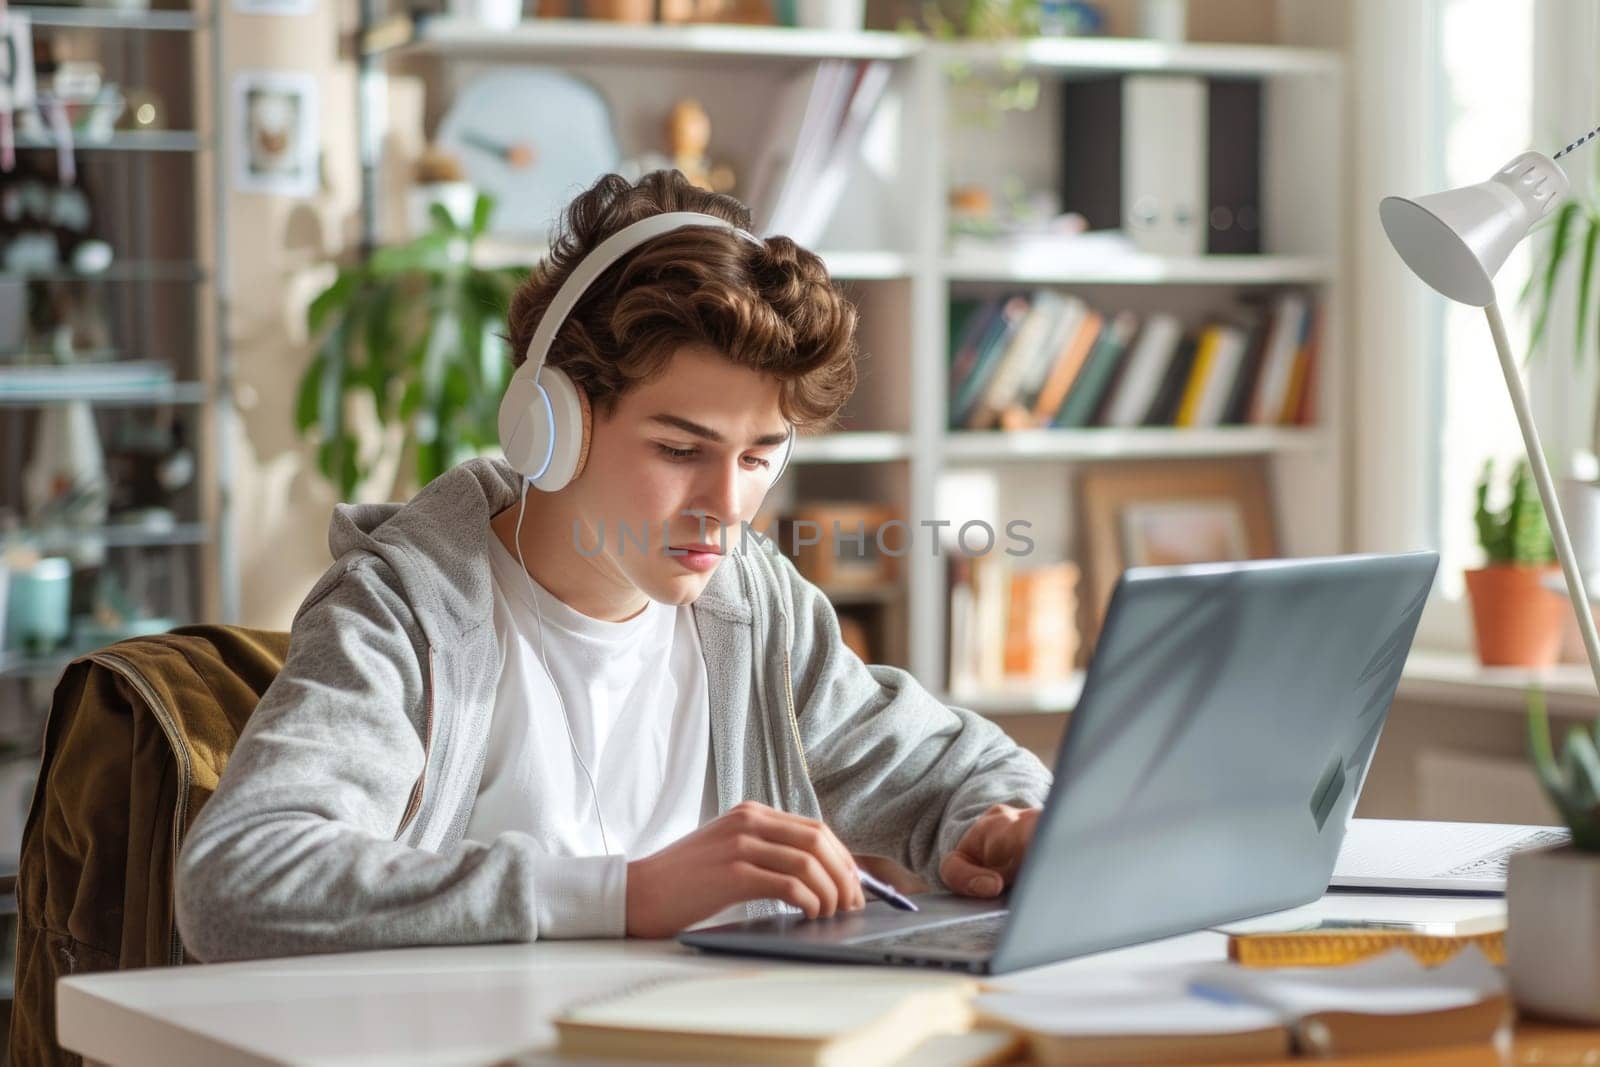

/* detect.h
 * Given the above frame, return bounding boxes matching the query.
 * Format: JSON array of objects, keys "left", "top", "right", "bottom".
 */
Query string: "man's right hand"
[{"left": 625, "top": 800, "right": 867, "bottom": 938}]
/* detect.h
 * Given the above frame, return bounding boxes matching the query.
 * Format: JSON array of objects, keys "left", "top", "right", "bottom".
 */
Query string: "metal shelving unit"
[{"left": 1, "top": 5, "right": 232, "bottom": 693}]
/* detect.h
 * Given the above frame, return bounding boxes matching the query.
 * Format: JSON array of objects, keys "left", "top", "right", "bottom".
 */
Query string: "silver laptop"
[{"left": 679, "top": 551, "right": 1440, "bottom": 975}]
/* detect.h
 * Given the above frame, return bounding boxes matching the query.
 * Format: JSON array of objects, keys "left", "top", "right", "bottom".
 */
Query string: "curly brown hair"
[{"left": 505, "top": 170, "right": 859, "bottom": 432}]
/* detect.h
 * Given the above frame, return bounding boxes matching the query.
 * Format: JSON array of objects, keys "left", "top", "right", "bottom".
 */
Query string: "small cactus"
[
  {"left": 1527, "top": 690, "right": 1600, "bottom": 852},
  {"left": 1475, "top": 459, "right": 1555, "bottom": 565}
]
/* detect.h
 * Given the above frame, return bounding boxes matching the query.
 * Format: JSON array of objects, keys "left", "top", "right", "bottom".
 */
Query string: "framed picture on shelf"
[
  {"left": 231, "top": 70, "right": 319, "bottom": 198},
  {"left": 781, "top": 502, "right": 899, "bottom": 589},
  {"left": 1078, "top": 457, "right": 1277, "bottom": 641}
]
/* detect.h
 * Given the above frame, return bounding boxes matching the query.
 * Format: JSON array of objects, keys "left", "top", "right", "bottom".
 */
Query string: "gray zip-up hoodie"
[{"left": 175, "top": 458, "right": 1052, "bottom": 962}]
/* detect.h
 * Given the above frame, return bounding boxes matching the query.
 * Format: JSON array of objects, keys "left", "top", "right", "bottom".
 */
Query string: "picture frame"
[
  {"left": 231, "top": 70, "right": 319, "bottom": 198},
  {"left": 782, "top": 502, "right": 899, "bottom": 589},
  {"left": 1078, "top": 458, "right": 1278, "bottom": 642}
]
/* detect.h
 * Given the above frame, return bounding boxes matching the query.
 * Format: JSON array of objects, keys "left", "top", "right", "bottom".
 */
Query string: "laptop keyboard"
[
  {"left": 1442, "top": 828, "right": 1570, "bottom": 879},
  {"left": 853, "top": 914, "right": 1008, "bottom": 956}
]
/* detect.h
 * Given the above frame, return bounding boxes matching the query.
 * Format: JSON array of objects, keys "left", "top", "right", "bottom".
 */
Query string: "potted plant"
[
  {"left": 294, "top": 194, "right": 531, "bottom": 501},
  {"left": 1464, "top": 458, "right": 1565, "bottom": 667},
  {"left": 1507, "top": 691, "right": 1600, "bottom": 1022}
]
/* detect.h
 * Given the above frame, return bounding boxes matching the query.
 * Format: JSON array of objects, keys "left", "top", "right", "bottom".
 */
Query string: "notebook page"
[
  {"left": 1187, "top": 946, "right": 1504, "bottom": 1018},
  {"left": 1333, "top": 820, "right": 1560, "bottom": 880}
]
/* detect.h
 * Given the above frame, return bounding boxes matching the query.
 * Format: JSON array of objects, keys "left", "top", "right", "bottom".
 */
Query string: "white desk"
[{"left": 55, "top": 895, "right": 1492, "bottom": 1067}]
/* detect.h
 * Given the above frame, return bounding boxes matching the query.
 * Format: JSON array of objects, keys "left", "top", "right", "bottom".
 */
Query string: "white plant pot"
[
  {"left": 1555, "top": 477, "right": 1600, "bottom": 663},
  {"left": 1137, "top": 0, "right": 1187, "bottom": 41},
  {"left": 447, "top": 0, "right": 522, "bottom": 30},
  {"left": 1560, "top": 477, "right": 1600, "bottom": 575},
  {"left": 407, "top": 181, "right": 478, "bottom": 240},
  {"left": 1508, "top": 844, "right": 1600, "bottom": 1023},
  {"left": 794, "top": 0, "right": 864, "bottom": 32}
]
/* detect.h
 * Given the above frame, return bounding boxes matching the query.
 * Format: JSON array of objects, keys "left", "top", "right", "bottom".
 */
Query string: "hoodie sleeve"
[
  {"left": 174, "top": 556, "right": 625, "bottom": 963},
  {"left": 767, "top": 551, "right": 1054, "bottom": 890}
]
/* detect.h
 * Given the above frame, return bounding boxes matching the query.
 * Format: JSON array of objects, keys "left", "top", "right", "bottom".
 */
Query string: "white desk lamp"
[{"left": 1379, "top": 126, "right": 1600, "bottom": 696}]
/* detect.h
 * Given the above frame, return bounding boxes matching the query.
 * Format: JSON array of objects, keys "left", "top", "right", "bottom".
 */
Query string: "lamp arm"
[{"left": 1485, "top": 300, "right": 1600, "bottom": 698}]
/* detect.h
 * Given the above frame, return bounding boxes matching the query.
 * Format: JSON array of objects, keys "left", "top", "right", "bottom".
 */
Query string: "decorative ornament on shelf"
[{"left": 667, "top": 100, "right": 735, "bottom": 195}]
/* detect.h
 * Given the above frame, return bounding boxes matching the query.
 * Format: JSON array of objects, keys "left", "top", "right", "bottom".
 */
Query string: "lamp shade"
[{"left": 1379, "top": 151, "right": 1570, "bottom": 306}]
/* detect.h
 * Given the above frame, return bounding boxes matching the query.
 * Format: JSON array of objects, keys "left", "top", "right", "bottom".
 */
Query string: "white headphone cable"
[{"left": 512, "top": 483, "right": 613, "bottom": 857}]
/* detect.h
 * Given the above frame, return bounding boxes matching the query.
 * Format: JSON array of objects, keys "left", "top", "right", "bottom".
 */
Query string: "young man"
[{"left": 175, "top": 171, "right": 1052, "bottom": 961}]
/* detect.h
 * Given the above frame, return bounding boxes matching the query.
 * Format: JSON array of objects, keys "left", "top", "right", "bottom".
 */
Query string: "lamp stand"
[{"left": 1484, "top": 300, "right": 1600, "bottom": 694}]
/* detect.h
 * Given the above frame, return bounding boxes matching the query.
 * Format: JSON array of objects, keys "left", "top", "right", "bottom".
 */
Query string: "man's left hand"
[{"left": 941, "top": 803, "right": 1041, "bottom": 898}]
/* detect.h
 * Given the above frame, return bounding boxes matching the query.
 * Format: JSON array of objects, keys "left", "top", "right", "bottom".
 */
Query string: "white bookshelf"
[
  {"left": 361, "top": 24, "right": 1347, "bottom": 720},
  {"left": 940, "top": 252, "right": 1334, "bottom": 286},
  {"left": 938, "top": 37, "right": 1341, "bottom": 77},
  {"left": 394, "top": 17, "right": 917, "bottom": 62},
  {"left": 943, "top": 428, "right": 1327, "bottom": 463}
]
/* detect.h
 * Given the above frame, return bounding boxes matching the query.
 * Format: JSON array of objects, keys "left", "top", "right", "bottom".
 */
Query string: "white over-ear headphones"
[{"left": 498, "top": 211, "right": 797, "bottom": 492}]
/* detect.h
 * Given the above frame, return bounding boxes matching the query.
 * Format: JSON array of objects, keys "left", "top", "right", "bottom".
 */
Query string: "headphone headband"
[{"left": 523, "top": 211, "right": 764, "bottom": 379}]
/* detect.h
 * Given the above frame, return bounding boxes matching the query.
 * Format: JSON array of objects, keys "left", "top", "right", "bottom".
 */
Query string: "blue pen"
[{"left": 857, "top": 868, "right": 919, "bottom": 912}]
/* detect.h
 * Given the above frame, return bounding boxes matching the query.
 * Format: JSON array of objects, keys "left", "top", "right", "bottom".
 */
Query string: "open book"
[
  {"left": 554, "top": 966, "right": 996, "bottom": 1067},
  {"left": 976, "top": 948, "right": 1509, "bottom": 1065}
]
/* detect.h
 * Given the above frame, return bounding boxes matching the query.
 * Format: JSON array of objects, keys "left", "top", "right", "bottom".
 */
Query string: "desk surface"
[{"left": 55, "top": 897, "right": 1600, "bottom": 1067}]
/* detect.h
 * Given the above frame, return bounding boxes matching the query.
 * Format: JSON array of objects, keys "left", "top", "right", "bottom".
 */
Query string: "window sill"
[{"left": 1398, "top": 650, "right": 1598, "bottom": 716}]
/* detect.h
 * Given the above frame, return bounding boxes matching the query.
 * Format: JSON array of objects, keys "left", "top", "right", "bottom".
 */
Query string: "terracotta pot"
[
  {"left": 1464, "top": 564, "right": 1566, "bottom": 667},
  {"left": 585, "top": 0, "right": 654, "bottom": 20}
]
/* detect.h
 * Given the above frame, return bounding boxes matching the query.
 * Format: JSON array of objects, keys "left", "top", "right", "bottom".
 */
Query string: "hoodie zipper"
[
  {"left": 753, "top": 553, "right": 810, "bottom": 784},
  {"left": 92, "top": 652, "right": 189, "bottom": 967},
  {"left": 396, "top": 645, "right": 437, "bottom": 839}
]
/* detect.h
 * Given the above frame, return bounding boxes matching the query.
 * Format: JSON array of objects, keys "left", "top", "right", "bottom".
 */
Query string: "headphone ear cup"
[
  {"left": 498, "top": 361, "right": 551, "bottom": 479},
  {"left": 528, "top": 365, "right": 591, "bottom": 492},
  {"left": 569, "top": 381, "right": 593, "bottom": 483}
]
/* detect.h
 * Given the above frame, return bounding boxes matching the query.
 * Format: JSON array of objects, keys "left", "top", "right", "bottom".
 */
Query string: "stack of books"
[
  {"left": 947, "top": 290, "right": 1321, "bottom": 432},
  {"left": 948, "top": 556, "right": 1078, "bottom": 696}
]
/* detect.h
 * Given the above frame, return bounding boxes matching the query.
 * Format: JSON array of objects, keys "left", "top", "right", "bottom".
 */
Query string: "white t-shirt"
[{"left": 464, "top": 535, "right": 715, "bottom": 933}]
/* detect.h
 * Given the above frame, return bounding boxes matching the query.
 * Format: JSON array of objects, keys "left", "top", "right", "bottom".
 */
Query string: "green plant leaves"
[
  {"left": 1475, "top": 458, "right": 1556, "bottom": 564},
  {"left": 1526, "top": 689, "right": 1600, "bottom": 852},
  {"left": 292, "top": 195, "right": 531, "bottom": 500},
  {"left": 1527, "top": 199, "right": 1581, "bottom": 358}
]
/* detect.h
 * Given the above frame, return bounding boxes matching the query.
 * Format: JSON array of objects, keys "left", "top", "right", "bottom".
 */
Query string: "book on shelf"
[
  {"left": 944, "top": 291, "right": 1322, "bottom": 433},
  {"left": 747, "top": 59, "right": 853, "bottom": 237},
  {"left": 1142, "top": 333, "right": 1200, "bottom": 426},
  {"left": 977, "top": 946, "right": 1509, "bottom": 1065},
  {"left": 1051, "top": 309, "right": 1137, "bottom": 429},
  {"left": 1099, "top": 312, "right": 1182, "bottom": 428},
  {"left": 553, "top": 966, "right": 986, "bottom": 1067},
  {"left": 1280, "top": 299, "right": 1324, "bottom": 426},
  {"left": 948, "top": 555, "right": 1079, "bottom": 695},
  {"left": 1001, "top": 294, "right": 1084, "bottom": 429},
  {"left": 752, "top": 58, "right": 893, "bottom": 246},
  {"left": 1248, "top": 290, "right": 1310, "bottom": 425},
  {"left": 966, "top": 290, "right": 1064, "bottom": 431},
  {"left": 784, "top": 59, "right": 894, "bottom": 246},
  {"left": 1027, "top": 305, "right": 1103, "bottom": 428},
  {"left": 949, "top": 295, "right": 1028, "bottom": 429},
  {"left": 1175, "top": 322, "right": 1250, "bottom": 428}
]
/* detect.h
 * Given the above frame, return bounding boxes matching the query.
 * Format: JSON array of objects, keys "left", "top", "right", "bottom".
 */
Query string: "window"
[{"left": 1431, "top": 0, "right": 1535, "bottom": 603}]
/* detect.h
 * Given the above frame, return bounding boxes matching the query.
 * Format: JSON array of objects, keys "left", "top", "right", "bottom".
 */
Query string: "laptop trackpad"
[{"left": 684, "top": 892, "right": 1007, "bottom": 948}]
